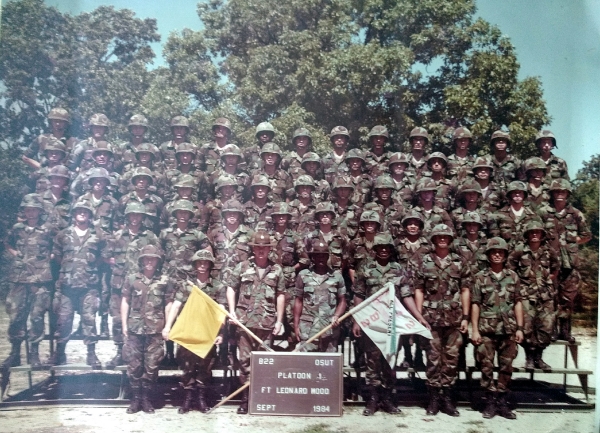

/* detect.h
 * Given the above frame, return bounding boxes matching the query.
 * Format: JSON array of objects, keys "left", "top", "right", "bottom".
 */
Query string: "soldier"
[
  {"left": 535, "top": 130, "right": 569, "bottom": 184},
  {"left": 118, "top": 167, "right": 164, "bottom": 234},
  {"left": 472, "top": 156, "right": 503, "bottom": 213},
  {"left": 424, "top": 152, "right": 456, "bottom": 210},
  {"left": 121, "top": 245, "right": 174, "bottom": 414},
  {"left": 224, "top": 230, "right": 286, "bottom": 414},
  {"left": 368, "top": 175, "right": 405, "bottom": 237},
  {"left": 508, "top": 220, "right": 560, "bottom": 370},
  {"left": 159, "top": 116, "right": 195, "bottom": 172},
  {"left": 306, "top": 202, "right": 349, "bottom": 275},
  {"left": 281, "top": 127, "right": 313, "bottom": 175},
  {"left": 2, "top": 194, "right": 55, "bottom": 368},
  {"left": 69, "top": 113, "right": 111, "bottom": 173},
  {"left": 202, "top": 173, "right": 239, "bottom": 232},
  {"left": 28, "top": 138, "right": 68, "bottom": 193},
  {"left": 348, "top": 210, "right": 381, "bottom": 281},
  {"left": 164, "top": 142, "right": 209, "bottom": 203},
  {"left": 485, "top": 130, "right": 522, "bottom": 190},
  {"left": 163, "top": 250, "right": 227, "bottom": 414},
  {"left": 294, "top": 239, "right": 346, "bottom": 352},
  {"left": 70, "top": 142, "right": 120, "bottom": 200},
  {"left": 410, "top": 178, "right": 454, "bottom": 238},
  {"left": 245, "top": 121, "right": 275, "bottom": 172},
  {"left": 452, "top": 211, "right": 489, "bottom": 278},
  {"left": 23, "top": 107, "right": 77, "bottom": 167},
  {"left": 161, "top": 174, "right": 204, "bottom": 228},
  {"left": 295, "top": 152, "right": 330, "bottom": 202},
  {"left": 414, "top": 224, "right": 471, "bottom": 417},
  {"left": 50, "top": 200, "right": 106, "bottom": 367},
  {"left": 447, "top": 126, "right": 475, "bottom": 182},
  {"left": 523, "top": 157, "right": 550, "bottom": 211},
  {"left": 353, "top": 233, "right": 429, "bottom": 416},
  {"left": 364, "top": 125, "right": 391, "bottom": 178},
  {"left": 102, "top": 202, "right": 160, "bottom": 368},
  {"left": 76, "top": 167, "right": 119, "bottom": 236},
  {"left": 329, "top": 175, "right": 361, "bottom": 240},
  {"left": 243, "top": 174, "right": 275, "bottom": 232},
  {"left": 40, "top": 165, "right": 72, "bottom": 232},
  {"left": 388, "top": 152, "right": 415, "bottom": 206},
  {"left": 254, "top": 142, "right": 293, "bottom": 203},
  {"left": 344, "top": 149, "right": 373, "bottom": 206},
  {"left": 471, "top": 237, "right": 524, "bottom": 419},
  {"left": 537, "top": 179, "right": 591, "bottom": 343},
  {"left": 208, "top": 144, "right": 249, "bottom": 202},
  {"left": 406, "top": 126, "right": 429, "bottom": 179},
  {"left": 199, "top": 117, "right": 232, "bottom": 176},
  {"left": 118, "top": 114, "right": 153, "bottom": 174},
  {"left": 323, "top": 126, "right": 351, "bottom": 184},
  {"left": 288, "top": 175, "right": 318, "bottom": 237},
  {"left": 451, "top": 179, "right": 484, "bottom": 236},
  {"left": 119, "top": 143, "right": 167, "bottom": 199}
]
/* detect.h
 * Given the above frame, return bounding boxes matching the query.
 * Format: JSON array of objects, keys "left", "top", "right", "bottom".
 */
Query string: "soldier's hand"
[
  {"left": 229, "top": 312, "right": 239, "bottom": 326},
  {"left": 331, "top": 316, "right": 340, "bottom": 327},
  {"left": 352, "top": 321, "right": 361, "bottom": 338},
  {"left": 214, "top": 335, "right": 223, "bottom": 345},
  {"left": 515, "top": 329, "right": 524, "bottom": 344},
  {"left": 273, "top": 321, "right": 283, "bottom": 336},
  {"left": 294, "top": 328, "right": 301, "bottom": 343},
  {"left": 459, "top": 319, "right": 469, "bottom": 334},
  {"left": 471, "top": 331, "right": 482, "bottom": 346},
  {"left": 161, "top": 327, "right": 170, "bottom": 341},
  {"left": 418, "top": 317, "right": 431, "bottom": 330}
]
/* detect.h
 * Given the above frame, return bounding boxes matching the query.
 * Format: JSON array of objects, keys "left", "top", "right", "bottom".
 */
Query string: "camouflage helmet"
[
  {"left": 175, "top": 142, "right": 196, "bottom": 158},
  {"left": 271, "top": 202, "right": 293, "bottom": 217},
  {"left": 459, "top": 179, "right": 482, "bottom": 195},
  {"left": 20, "top": 193, "right": 44, "bottom": 210},
  {"left": 368, "top": 125, "right": 389, "bottom": 139},
  {"left": 373, "top": 233, "right": 394, "bottom": 248},
  {"left": 292, "top": 127, "right": 312, "bottom": 144},
  {"left": 344, "top": 148, "right": 365, "bottom": 162},
  {"left": 295, "top": 174, "right": 316, "bottom": 189},
  {"left": 452, "top": 126, "right": 472, "bottom": 141},
  {"left": 89, "top": 113, "right": 109, "bottom": 128},
  {"left": 260, "top": 142, "right": 282, "bottom": 157},
  {"left": 360, "top": 210, "right": 381, "bottom": 225},
  {"left": 173, "top": 174, "right": 196, "bottom": 189},
  {"left": 170, "top": 199, "right": 195, "bottom": 216},
  {"left": 314, "top": 202, "right": 335, "bottom": 218},
  {"left": 490, "top": 130, "right": 511, "bottom": 146},
  {"left": 170, "top": 116, "right": 190, "bottom": 130},
  {"left": 301, "top": 152, "right": 321, "bottom": 167},
  {"left": 48, "top": 165, "right": 70, "bottom": 179},
  {"left": 191, "top": 249, "right": 215, "bottom": 264},
  {"left": 549, "top": 178, "right": 572, "bottom": 193},
  {"left": 329, "top": 125, "right": 350, "bottom": 139},
  {"left": 255, "top": 122, "right": 275, "bottom": 138},
  {"left": 87, "top": 167, "right": 111, "bottom": 184},
  {"left": 138, "top": 244, "right": 163, "bottom": 263},
  {"left": 44, "top": 138, "right": 67, "bottom": 155},
  {"left": 212, "top": 117, "right": 232, "bottom": 132},
  {"left": 524, "top": 157, "right": 547, "bottom": 173},
  {"left": 472, "top": 156, "right": 493, "bottom": 170},
  {"left": 250, "top": 174, "right": 271, "bottom": 189},
  {"left": 409, "top": 126, "right": 430, "bottom": 143},
  {"left": 535, "top": 129, "right": 557, "bottom": 148},
  {"left": 128, "top": 114, "right": 149, "bottom": 129},
  {"left": 463, "top": 211, "right": 483, "bottom": 226},
  {"left": 416, "top": 177, "right": 437, "bottom": 192},
  {"left": 248, "top": 230, "right": 276, "bottom": 247},
  {"left": 388, "top": 152, "right": 409, "bottom": 166},
  {"left": 427, "top": 151, "right": 448, "bottom": 165},
  {"left": 307, "top": 239, "right": 330, "bottom": 255},
  {"left": 429, "top": 224, "right": 455, "bottom": 242},
  {"left": 48, "top": 108, "right": 70, "bottom": 124},
  {"left": 486, "top": 236, "right": 509, "bottom": 253},
  {"left": 221, "top": 198, "right": 244, "bottom": 215},
  {"left": 135, "top": 143, "right": 159, "bottom": 159},
  {"left": 131, "top": 167, "right": 154, "bottom": 185},
  {"left": 332, "top": 175, "right": 354, "bottom": 190},
  {"left": 220, "top": 143, "right": 242, "bottom": 160},
  {"left": 373, "top": 175, "right": 395, "bottom": 190},
  {"left": 506, "top": 180, "right": 527, "bottom": 195},
  {"left": 71, "top": 199, "right": 94, "bottom": 216},
  {"left": 92, "top": 141, "right": 114, "bottom": 156},
  {"left": 401, "top": 210, "right": 424, "bottom": 227},
  {"left": 124, "top": 201, "right": 146, "bottom": 215},
  {"left": 523, "top": 219, "right": 546, "bottom": 238},
  {"left": 216, "top": 174, "right": 238, "bottom": 190}
]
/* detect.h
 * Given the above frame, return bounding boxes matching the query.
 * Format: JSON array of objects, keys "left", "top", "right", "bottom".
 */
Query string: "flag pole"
[{"left": 206, "top": 381, "right": 250, "bottom": 414}]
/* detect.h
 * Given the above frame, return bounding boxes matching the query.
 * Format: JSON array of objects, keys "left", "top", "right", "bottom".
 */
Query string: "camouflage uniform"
[
  {"left": 252, "top": 167, "right": 293, "bottom": 203},
  {"left": 118, "top": 178, "right": 164, "bottom": 235},
  {"left": 305, "top": 228, "right": 349, "bottom": 274},
  {"left": 270, "top": 226, "right": 310, "bottom": 297},
  {"left": 40, "top": 186, "right": 72, "bottom": 232},
  {"left": 25, "top": 108, "right": 77, "bottom": 164},
  {"left": 331, "top": 200, "right": 361, "bottom": 240},
  {"left": 488, "top": 154, "right": 522, "bottom": 191},
  {"left": 78, "top": 190, "right": 119, "bottom": 236},
  {"left": 409, "top": 204, "right": 454, "bottom": 239},
  {"left": 288, "top": 198, "right": 317, "bottom": 237},
  {"left": 207, "top": 224, "right": 253, "bottom": 280},
  {"left": 535, "top": 130, "right": 569, "bottom": 184},
  {"left": 160, "top": 225, "right": 211, "bottom": 277},
  {"left": 159, "top": 133, "right": 198, "bottom": 173},
  {"left": 243, "top": 200, "right": 275, "bottom": 232},
  {"left": 447, "top": 127, "right": 475, "bottom": 182},
  {"left": 488, "top": 206, "right": 540, "bottom": 249}
]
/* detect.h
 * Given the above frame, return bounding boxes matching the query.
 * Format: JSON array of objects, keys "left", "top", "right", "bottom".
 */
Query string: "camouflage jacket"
[
  {"left": 70, "top": 166, "right": 120, "bottom": 201},
  {"left": 395, "top": 236, "right": 431, "bottom": 271},
  {"left": 508, "top": 242, "right": 559, "bottom": 301},
  {"left": 414, "top": 252, "right": 471, "bottom": 327},
  {"left": 270, "top": 229, "right": 310, "bottom": 272},
  {"left": 5, "top": 222, "right": 55, "bottom": 283},
  {"left": 69, "top": 137, "right": 112, "bottom": 173},
  {"left": 159, "top": 225, "right": 211, "bottom": 273},
  {"left": 25, "top": 133, "right": 77, "bottom": 164},
  {"left": 486, "top": 154, "right": 522, "bottom": 190},
  {"left": 208, "top": 168, "right": 250, "bottom": 202},
  {"left": 119, "top": 165, "right": 167, "bottom": 199},
  {"left": 479, "top": 181, "right": 503, "bottom": 213},
  {"left": 542, "top": 154, "right": 569, "bottom": 185},
  {"left": 450, "top": 207, "right": 488, "bottom": 237},
  {"left": 30, "top": 165, "right": 73, "bottom": 194},
  {"left": 243, "top": 143, "right": 263, "bottom": 172},
  {"left": 161, "top": 198, "right": 204, "bottom": 229},
  {"left": 159, "top": 140, "right": 200, "bottom": 172},
  {"left": 407, "top": 156, "right": 427, "bottom": 179},
  {"left": 305, "top": 229, "right": 349, "bottom": 272},
  {"left": 391, "top": 175, "right": 416, "bottom": 207},
  {"left": 288, "top": 199, "right": 317, "bottom": 237},
  {"left": 174, "top": 273, "right": 227, "bottom": 306},
  {"left": 364, "top": 200, "right": 405, "bottom": 237},
  {"left": 421, "top": 175, "right": 457, "bottom": 210},
  {"left": 354, "top": 259, "right": 413, "bottom": 300},
  {"left": 122, "top": 272, "right": 174, "bottom": 334},
  {"left": 165, "top": 168, "right": 210, "bottom": 203},
  {"left": 451, "top": 236, "right": 488, "bottom": 277},
  {"left": 347, "top": 235, "right": 377, "bottom": 271},
  {"left": 244, "top": 201, "right": 275, "bottom": 232},
  {"left": 524, "top": 183, "right": 550, "bottom": 212},
  {"left": 472, "top": 267, "right": 522, "bottom": 335},
  {"left": 349, "top": 173, "right": 374, "bottom": 207},
  {"left": 116, "top": 141, "right": 162, "bottom": 174},
  {"left": 207, "top": 224, "right": 253, "bottom": 276},
  {"left": 225, "top": 259, "right": 285, "bottom": 330},
  {"left": 364, "top": 151, "right": 391, "bottom": 178},
  {"left": 250, "top": 168, "right": 293, "bottom": 203},
  {"left": 322, "top": 151, "right": 347, "bottom": 184},
  {"left": 408, "top": 205, "right": 454, "bottom": 239},
  {"left": 447, "top": 154, "right": 474, "bottom": 183},
  {"left": 488, "top": 206, "right": 540, "bottom": 247},
  {"left": 78, "top": 191, "right": 119, "bottom": 236},
  {"left": 118, "top": 192, "right": 164, "bottom": 233},
  {"left": 198, "top": 141, "right": 228, "bottom": 176},
  {"left": 281, "top": 151, "right": 307, "bottom": 177},
  {"left": 331, "top": 201, "right": 360, "bottom": 239},
  {"left": 41, "top": 189, "right": 71, "bottom": 231}
]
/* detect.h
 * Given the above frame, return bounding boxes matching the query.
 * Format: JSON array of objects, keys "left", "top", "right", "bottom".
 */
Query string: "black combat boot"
[
  {"left": 47, "top": 342, "right": 67, "bottom": 366},
  {"left": 362, "top": 386, "right": 379, "bottom": 416},
  {"left": 197, "top": 386, "right": 210, "bottom": 413},
  {"left": 496, "top": 392, "right": 516, "bottom": 419},
  {"left": 100, "top": 315, "right": 110, "bottom": 338},
  {"left": 28, "top": 342, "right": 42, "bottom": 368},
  {"left": 237, "top": 388, "right": 249, "bottom": 414},
  {"left": 482, "top": 391, "right": 496, "bottom": 419},
  {"left": 105, "top": 344, "right": 123, "bottom": 369},
  {"left": 439, "top": 388, "right": 459, "bottom": 417},
  {"left": 86, "top": 344, "right": 102, "bottom": 369},
  {"left": 178, "top": 389, "right": 194, "bottom": 414},
  {"left": 2, "top": 342, "right": 22, "bottom": 368},
  {"left": 426, "top": 386, "right": 440, "bottom": 415},
  {"left": 127, "top": 382, "right": 142, "bottom": 414},
  {"left": 558, "top": 318, "right": 576, "bottom": 344},
  {"left": 379, "top": 387, "right": 401, "bottom": 414},
  {"left": 533, "top": 348, "right": 552, "bottom": 371},
  {"left": 524, "top": 346, "right": 535, "bottom": 370},
  {"left": 141, "top": 380, "right": 155, "bottom": 414}
]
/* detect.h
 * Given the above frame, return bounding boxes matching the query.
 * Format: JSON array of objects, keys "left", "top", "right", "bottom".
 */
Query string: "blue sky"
[{"left": 39, "top": 0, "right": 600, "bottom": 177}]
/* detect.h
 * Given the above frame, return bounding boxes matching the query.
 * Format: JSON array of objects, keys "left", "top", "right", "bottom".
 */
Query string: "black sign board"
[{"left": 249, "top": 351, "right": 343, "bottom": 416}]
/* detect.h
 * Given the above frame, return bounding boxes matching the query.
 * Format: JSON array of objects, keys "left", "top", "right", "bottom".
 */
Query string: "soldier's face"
[
  {"left": 331, "top": 135, "right": 348, "bottom": 151},
  {"left": 127, "top": 212, "right": 144, "bottom": 228},
  {"left": 252, "top": 185, "right": 269, "bottom": 200},
  {"left": 464, "top": 222, "right": 481, "bottom": 236},
  {"left": 464, "top": 191, "right": 479, "bottom": 204},
  {"left": 134, "top": 176, "right": 150, "bottom": 190},
  {"left": 213, "top": 125, "right": 229, "bottom": 139},
  {"left": 433, "top": 235, "right": 452, "bottom": 249},
  {"left": 273, "top": 214, "right": 290, "bottom": 228},
  {"left": 419, "top": 190, "right": 435, "bottom": 203},
  {"left": 90, "top": 125, "right": 106, "bottom": 140},
  {"left": 175, "top": 209, "right": 192, "bottom": 224},
  {"left": 141, "top": 256, "right": 160, "bottom": 273},
  {"left": 302, "top": 161, "right": 319, "bottom": 175},
  {"left": 455, "top": 138, "right": 470, "bottom": 151},
  {"left": 252, "top": 245, "right": 271, "bottom": 261},
  {"left": 177, "top": 152, "right": 194, "bottom": 165},
  {"left": 428, "top": 158, "right": 445, "bottom": 173},
  {"left": 410, "top": 137, "right": 425, "bottom": 151},
  {"left": 493, "top": 138, "right": 508, "bottom": 151},
  {"left": 50, "top": 119, "right": 67, "bottom": 134},
  {"left": 296, "top": 185, "right": 313, "bottom": 200},
  {"left": 129, "top": 125, "right": 146, "bottom": 138},
  {"left": 375, "top": 188, "right": 392, "bottom": 201},
  {"left": 258, "top": 131, "right": 273, "bottom": 144},
  {"left": 172, "top": 126, "right": 187, "bottom": 140},
  {"left": 136, "top": 152, "right": 153, "bottom": 165},
  {"left": 318, "top": 212, "right": 334, "bottom": 225},
  {"left": 347, "top": 158, "right": 363, "bottom": 172},
  {"left": 370, "top": 136, "right": 386, "bottom": 151},
  {"left": 537, "top": 138, "right": 554, "bottom": 154},
  {"left": 93, "top": 151, "right": 111, "bottom": 165},
  {"left": 389, "top": 163, "right": 407, "bottom": 175},
  {"left": 527, "top": 229, "right": 544, "bottom": 244},
  {"left": 91, "top": 178, "right": 109, "bottom": 193},
  {"left": 528, "top": 168, "right": 544, "bottom": 182},
  {"left": 552, "top": 189, "right": 569, "bottom": 203},
  {"left": 23, "top": 206, "right": 42, "bottom": 222},
  {"left": 509, "top": 190, "right": 524, "bottom": 204},
  {"left": 262, "top": 152, "right": 278, "bottom": 167},
  {"left": 311, "top": 252, "right": 329, "bottom": 267},
  {"left": 335, "top": 187, "right": 353, "bottom": 200},
  {"left": 488, "top": 249, "right": 506, "bottom": 265},
  {"left": 362, "top": 221, "right": 378, "bottom": 234},
  {"left": 374, "top": 244, "right": 392, "bottom": 260},
  {"left": 194, "top": 259, "right": 213, "bottom": 275},
  {"left": 49, "top": 176, "right": 68, "bottom": 190},
  {"left": 474, "top": 167, "right": 491, "bottom": 180},
  {"left": 74, "top": 208, "right": 91, "bottom": 224},
  {"left": 223, "top": 211, "right": 241, "bottom": 226},
  {"left": 294, "top": 136, "right": 309, "bottom": 150},
  {"left": 404, "top": 220, "right": 421, "bottom": 236},
  {"left": 45, "top": 149, "right": 64, "bottom": 164},
  {"left": 220, "top": 185, "right": 236, "bottom": 199},
  {"left": 176, "top": 187, "right": 193, "bottom": 200},
  {"left": 223, "top": 155, "right": 239, "bottom": 168}
]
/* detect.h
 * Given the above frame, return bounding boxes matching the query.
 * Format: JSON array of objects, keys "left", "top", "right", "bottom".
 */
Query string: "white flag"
[{"left": 353, "top": 283, "right": 433, "bottom": 367}]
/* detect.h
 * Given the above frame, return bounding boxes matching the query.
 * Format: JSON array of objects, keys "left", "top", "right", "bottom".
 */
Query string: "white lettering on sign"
[
  {"left": 310, "top": 388, "right": 330, "bottom": 395},
  {"left": 313, "top": 405, "right": 330, "bottom": 413},
  {"left": 261, "top": 386, "right": 271, "bottom": 393},
  {"left": 277, "top": 372, "right": 312, "bottom": 379},
  {"left": 276, "top": 387, "right": 308, "bottom": 394},
  {"left": 314, "top": 359, "right": 334, "bottom": 366},
  {"left": 256, "top": 404, "right": 276, "bottom": 411},
  {"left": 258, "top": 358, "right": 274, "bottom": 365}
]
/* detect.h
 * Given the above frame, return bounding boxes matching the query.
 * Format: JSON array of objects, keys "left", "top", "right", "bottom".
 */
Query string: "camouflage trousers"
[
  {"left": 53, "top": 286, "right": 100, "bottom": 345},
  {"left": 475, "top": 334, "right": 518, "bottom": 392},
  {"left": 98, "top": 265, "right": 112, "bottom": 317},
  {"left": 557, "top": 268, "right": 581, "bottom": 319},
  {"left": 298, "top": 319, "right": 340, "bottom": 353},
  {"left": 108, "top": 289, "right": 124, "bottom": 344},
  {"left": 422, "top": 326, "right": 463, "bottom": 388},
  {"left": 358, "top": 334, "right": 395, "bottom": 389},
  {"left": 123, "top": 333, "right": 164, "bottom": 386},
  {"left": 522, "top": 298, "right": 555, "bottom": 349},
  {"left": 5, "top": 282, "right": 51, "bottom": 344},
  {"left": 237, "top": 328, "right": 272, "bottom": 384},
  {"left": 177, "top": 345, "right": 217, "bottom": 389}
]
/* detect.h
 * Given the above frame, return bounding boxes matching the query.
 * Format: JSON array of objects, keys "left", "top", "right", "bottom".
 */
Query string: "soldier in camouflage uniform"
[
  {"left": 199, "top": 117, "right": 232, "bottom": 176},
  {"left": 508, "top": 220, "right": 560, "bottom": 370},
  {"left": 69, "top": 113, "right": 111, "bottom": 173},
  {"left": 407, "top": 126, "right": 429, "bottom": 179},
  {"left": 243, "top": 174, "right": 275, "bottom": 232},
  {"left": 244, "top": 121, "right": 275, "bottom": 172},
  {"left": 202, "top": 173, "right": 239, "bottom": 232},
  {"left": 472, "top": 156, "right": 503, "bottom": 213},
  {"left": 329, "top": 175, "right": 361, "bottom": 239},
  {"left": 452, "top": 211, "right": 489, "bottom": 277},
  {"left": 288, "top": 175, "right": 318, "bottom": 236},
  {"left": 119, "top": 143, "right": 167, "bottom": 199},
  {"left": 295, "top": 152, "right": 330, "bottom": 202},
  {"left": 523, "top": 157, "right": 550, "bottom": 211},
  {"left": 537, "top": 179, "right": 591, "bottom": 343},
  {"left": 121, "top": 245, "right": 174, "bottom": 414},
  {"left": 224, "top": 230, "right": 286, "bottom": 414},
  {"left": 484, "top": 130, "right": 522, "bottom": 190},
  {"left": 306, "top": 202, "right": 349, "bottom": 275},
  {"left": 348, "top": 210, "right": 381, "bottom": 280},
  {"left": 159, "top": 116, "right": 196, "bottom": 172},
  {"left": 41, "top": 165, "right": 72, "bottom": 232},
  {"left": 23, "top": 108, "right": 77, "bottom": 167},
  {"left": 353, "top": 233, "right": 428, "bottom": 416},
  {"left": 423, "top": 152, "right": 456, "bottom": 210},
  {"left": 161, "top": 174, "right": 205, "bottom": 228},
  {"left": 535, "top": 130, "right": 569, "bottom": 185},
  {"left": 102, "top": 202, "right": 160, "bottom": 368},
  {"left": 281, "top": 127, "right": 313, "bottom": 175},
  {"left": 2, "top": 194, "right": 55, "bottom": 368},
  {"left": 70, "top": 142, "right": 120, "bottom": 200},
  {"left": 414, "top": 224, "right": 471, "bottom": 417},
  {"left": 388, "top": 152, "right": 415, "bottom": 207},
  {"left": 410, "top": 178, "right": 455, "bottom": 238},
  {"left": 50, "top": 200, "right": 106, "bottom": 367},
  {"left": 163, "top": 250, "right": 227, "bottom": 414},
  {"left": 118, "top": 167, "right": 164, "bottom": 234},
  {"left": 294, "top": 239, "right": 346, "bottom": 352},
  {"left": 447, "top": 127, "right": 475, "bottom": 183},
  {"left": 207, "top": 144, "right": 249, "bottom": 202},
  {"left": 164, "top": 142, "right": 209, "bottom": 204},
  {"left": 364, "top": 125, "right": 391, "bottom": 178},
  {"left": 28, "top": 138, "right": 68, "bottom": 193},
  {"left": 344, "top": 149, "right": 373, "bottom": 206},
  {"left": 451, "top": 179, "right": 485, "bottom": 236},
  {"left": 368, "top": 175, "right": 405, "bottom": 237},
  {"left": 253, "top": 142, "right": 293, "bottom": 203},
  {"left": 323, "top": 126, "right": 351, "bottom": 184},
  {"left": 117, "top": 114, "right": 154, "bottom": 174},
  {"left": 471, "top": 237, "right": 524, "bottom": 419}
]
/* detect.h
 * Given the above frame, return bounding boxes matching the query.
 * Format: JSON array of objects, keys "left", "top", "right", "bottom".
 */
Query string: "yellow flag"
[{"left": 169, "top": 284, "right": 227, "bottom": 359}]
